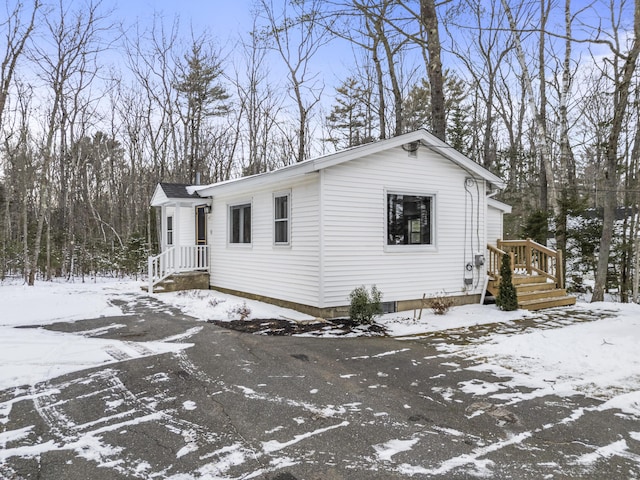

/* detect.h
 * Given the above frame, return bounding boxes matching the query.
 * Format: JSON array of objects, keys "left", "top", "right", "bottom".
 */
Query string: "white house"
[{"left": 150, "top": 129, "right": 514, "bottom": 316}]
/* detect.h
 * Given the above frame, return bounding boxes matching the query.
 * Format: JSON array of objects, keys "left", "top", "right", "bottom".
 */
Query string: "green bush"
[
  {"left": 496, "top": 253, "right": 518, "bottom": 311},
  {"left": 349, "top": 285, "right": 383, "bottom": 324}
]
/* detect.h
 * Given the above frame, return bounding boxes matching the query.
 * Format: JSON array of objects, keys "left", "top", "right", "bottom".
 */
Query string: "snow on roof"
[{"left": 159, "top": 183, "right": 201, "bottom": 199}]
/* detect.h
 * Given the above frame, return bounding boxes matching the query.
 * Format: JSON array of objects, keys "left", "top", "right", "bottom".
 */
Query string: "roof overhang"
[
  {"left": 150, "top": 183, "right": 209, "bottom": 207},
  {"left": 150, "top": 183, "right": 170, "bottom": 207},
  {"left": 488, "top": 197, "right": 512, "bottom": 214}
]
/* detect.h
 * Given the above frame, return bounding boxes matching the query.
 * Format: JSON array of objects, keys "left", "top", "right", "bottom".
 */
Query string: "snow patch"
[
  {"left": 373, "top": 438, "right": 419, "bottom": 461},
  {"left": 262, "top": 421, "right": 349, "bottom": 453}
]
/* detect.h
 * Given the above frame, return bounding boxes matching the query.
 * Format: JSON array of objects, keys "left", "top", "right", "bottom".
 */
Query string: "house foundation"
[{"left": 211, "top": 285, "right": 481, "bottom": 319}]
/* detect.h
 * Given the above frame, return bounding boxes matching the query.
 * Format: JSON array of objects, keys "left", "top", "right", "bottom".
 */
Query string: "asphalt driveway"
[{"left": 1, "top": 294, "right": 639, "bottom": 479}]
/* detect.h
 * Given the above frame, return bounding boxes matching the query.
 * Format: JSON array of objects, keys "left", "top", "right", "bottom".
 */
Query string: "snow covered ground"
[
  {"left": 0, "top": 279, "right": 191, "bottom": 391},
  {"left": 1, "top": 279, "right": 639, "bottom": 407},
  {"left": 1, "top": 279, "right": 640, "bottom": 478}
]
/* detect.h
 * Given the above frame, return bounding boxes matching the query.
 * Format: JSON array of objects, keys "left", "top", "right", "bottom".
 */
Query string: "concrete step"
[{"left": 141, "top": 271, "right": 209, "bottom": 294}]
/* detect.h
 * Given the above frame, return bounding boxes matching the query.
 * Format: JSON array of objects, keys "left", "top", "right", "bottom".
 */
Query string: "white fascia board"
[
  {"left": 308, "top": 129, "right": 507, "bottom": 189},
  {"left": 488, "top": 197, "right": 513, "bottom": 213},
  {"left": 413, "top": 132, "right": 506, "bottom": 189},
  {"left": 191, "top": 163, "right": 318, "bottom": 198},
  {"left": 150, "top": 184, "right": 169, "bottom": 206},
  {"left": 177, "top": 198, "right": 209, "bottom": 207}
]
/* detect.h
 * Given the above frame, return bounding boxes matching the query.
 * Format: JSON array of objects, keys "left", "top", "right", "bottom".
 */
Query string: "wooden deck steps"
[{"left": 488, "top": 275, "right": 576, "bottom": 311}]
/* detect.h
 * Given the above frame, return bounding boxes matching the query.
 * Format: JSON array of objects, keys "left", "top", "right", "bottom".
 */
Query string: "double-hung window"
[
  {"left": 167, "top": 215, "right": 174, "bottom": 246},
  {"left": 230, "top": 203, "right": 252, "bottom": 244},
  {"left": 387, "top": 193, "right": 433, "bottom": 246},
  {"left": 274, "top": 193, "right": 290, "bottom": 245}
]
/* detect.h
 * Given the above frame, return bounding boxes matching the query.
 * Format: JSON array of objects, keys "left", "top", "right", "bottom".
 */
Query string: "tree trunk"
[
  {"left": 592, "top": 0, "right": 640, "bottom": 302},
  {"left": 501, "top": 0, "right": 559, "bottom": 218},
  {"left": 371, "top": 35, "right": 386, "bottom": 139},
  {"left": 0, "top": 0, "right": 40, "bottom": 130},
  {"left": 420, "top": 0, "right": 446, "bottom": 141}
]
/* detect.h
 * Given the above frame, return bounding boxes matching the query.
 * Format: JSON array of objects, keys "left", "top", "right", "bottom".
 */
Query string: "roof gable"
[
  {"left": 191, "top": 129, "right": 506, "bottom": 198},
  {"left": 151, "top": 182, "right": 203, "bottom": 206},
  {"left": 160, "top": 183, "right": 199, "bottom": 199}
]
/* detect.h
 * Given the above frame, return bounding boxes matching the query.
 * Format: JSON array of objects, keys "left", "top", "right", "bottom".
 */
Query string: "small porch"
[
  {"left": 487, "top": 239, "right": 576, "bottom": 311},
  {"left": 145, "top": 245, "right": 209, "bottom": 294}
]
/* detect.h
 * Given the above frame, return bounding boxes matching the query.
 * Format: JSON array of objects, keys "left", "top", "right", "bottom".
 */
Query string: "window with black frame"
[{"left": 387, "top": 194, "right": 432, "bottom": 245}]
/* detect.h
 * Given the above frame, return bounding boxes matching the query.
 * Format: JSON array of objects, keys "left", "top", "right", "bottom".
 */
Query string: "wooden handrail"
[
  {"left": 147, "top": 245, "right": 209, "bottom": 293},
  {"left": 498, "top": 238, "right": 557, "bottom": 257},
  {"left": 494, "top": 238, "right": 562, "bottom": 287}
]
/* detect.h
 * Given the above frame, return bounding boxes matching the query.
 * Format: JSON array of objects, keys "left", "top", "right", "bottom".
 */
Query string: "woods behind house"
[{"left": 1, "top": 0, "right": 639, "bottom": 302}]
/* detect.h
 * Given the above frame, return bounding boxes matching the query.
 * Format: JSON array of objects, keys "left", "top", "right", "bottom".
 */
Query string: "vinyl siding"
[
  {"left": 178, "top": 205, "right": 195, "bottom": 246},
  {"left": 487, "top": 205, "right": 503, "bottom": 247},
  {"left": 320, "top": 146, "right": 488, "bottom": 307},
  {"left": 162, "top": 205, "right": 196, "bottom": 249},
  {"left": 209, "top": 174, "right": 321, "bottom": 306}
]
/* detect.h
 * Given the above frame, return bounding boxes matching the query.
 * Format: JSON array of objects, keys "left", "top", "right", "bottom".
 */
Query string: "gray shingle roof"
[{"left": 159, "top": 183, "right": 199, "bottom": 199}]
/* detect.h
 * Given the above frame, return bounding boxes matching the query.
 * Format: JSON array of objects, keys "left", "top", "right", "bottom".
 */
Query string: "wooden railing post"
[
  {"left": 557, "top": 249, "right": 564, "bottom": 289},
  {"left": 525, "top": 238, "right": 532, "bottom": 275},
  {"left": 148, "top": 256, "right": 154, "bottom": 294}
]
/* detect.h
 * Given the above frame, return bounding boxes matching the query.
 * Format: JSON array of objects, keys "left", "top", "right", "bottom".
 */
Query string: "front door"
[
  {"left": 196, "top": 205, "right": 207, "bottom": 246},
  {"left": 195, "top": 205, "right": 207, "bottom": 269}
]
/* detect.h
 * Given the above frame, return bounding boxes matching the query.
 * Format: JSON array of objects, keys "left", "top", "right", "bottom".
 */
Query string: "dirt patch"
[{"left": 207, "top": 318, "right": 386, "bottom": 336}]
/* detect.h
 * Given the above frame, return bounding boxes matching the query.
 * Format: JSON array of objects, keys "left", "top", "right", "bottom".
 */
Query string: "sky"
[
  {"left": 101, "top": 0, "right": 350, "bottom": 101},
  {"left": 116, "top": 0, "right": 256, "bottom": 41}
]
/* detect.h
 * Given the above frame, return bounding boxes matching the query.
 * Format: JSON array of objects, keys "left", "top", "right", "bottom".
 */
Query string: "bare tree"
[
  {"left": 592, "top": 0, "right": 640, "bottom": 302},
  {"left": 259, "top": 0, "right": 329, "bottom": 163},
  {"left": 233, "top": 21, "right": 285, "bottom": 175},
  {"left": 500, "top": 0, "right": 559, "bottom": 220},
  {"left": 447, "top": 0, "right": 513, "bottom": 169},
  {"left": 0, "top": 0, "right": 40, "bottom": 131},
  {"left": 124, "top": 14, "right": 182, "bottom": 180},
  {"left": 419, "top": 0, "right": 446, "bottom": 141},
  {"left": 26, "top": 0, "right": 111, "bottom": 284}
]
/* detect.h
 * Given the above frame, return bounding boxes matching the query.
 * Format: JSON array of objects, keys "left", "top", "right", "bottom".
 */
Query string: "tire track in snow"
[
  {"left": 395, "top": 401, "right": 633, "bottom": 477},
  {"left": 24, "top": 365, "right": 227, "bottom": 478}
]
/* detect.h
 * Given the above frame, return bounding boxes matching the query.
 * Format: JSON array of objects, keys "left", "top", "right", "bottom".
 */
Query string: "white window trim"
[
  {"left": 273, "top": 190, "right": 291, "bottom": 247},
  {"left": 384, "top": 189, "right": 437, "bottom": 252},
  {"left": 228, "top": 200, "right": 253, "bottom": 247}
]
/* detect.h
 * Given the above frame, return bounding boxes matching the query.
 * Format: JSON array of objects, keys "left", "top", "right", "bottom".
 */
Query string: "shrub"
[
  {"left": 228, "top": 301, "right": 251, "bottom": 320},
  {"left": 429, "top": 292, "right": 454, "bottom": 315},
  {"left": 349, "top": 285, "right": 383, "bottom": 324},
  {"left": 496, "top": 253, "right": 518, "bottom": 311},
  {"left": 209, "top": 297, "right": 226, "bottom": 308}
]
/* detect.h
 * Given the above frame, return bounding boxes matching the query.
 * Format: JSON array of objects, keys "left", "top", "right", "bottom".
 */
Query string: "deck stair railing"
[
  {"left": 147, "top": 245, "right": 209, "bottom": 293},
  {"left": 487, "top": 238, "right": 564, "bottom": 289}
]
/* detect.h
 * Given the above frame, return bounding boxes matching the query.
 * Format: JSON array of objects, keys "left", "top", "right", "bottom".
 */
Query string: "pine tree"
[
  {"left": 496, "top": 253, "right": 518, "bottom": 311},
  {"left": 175, "top": 41, "right": 230, "bottom": 183},
  {"left": 325, "top": 77, "right": 372, "bottom": 149}
]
